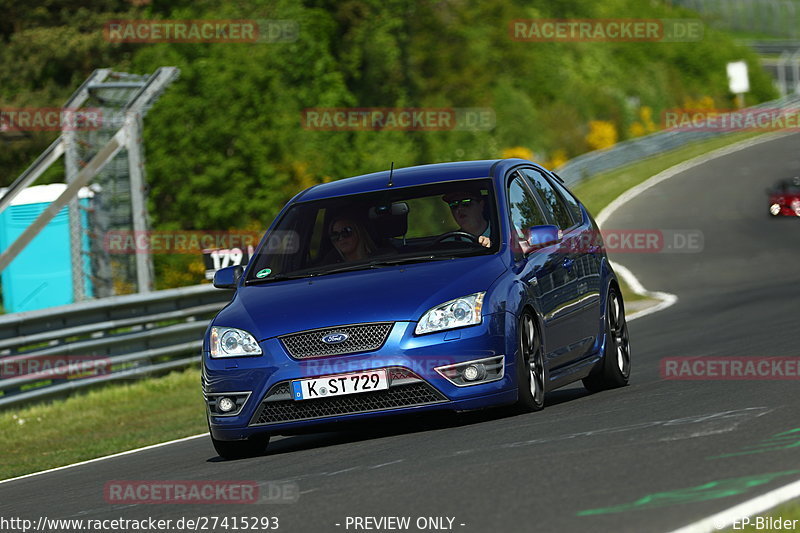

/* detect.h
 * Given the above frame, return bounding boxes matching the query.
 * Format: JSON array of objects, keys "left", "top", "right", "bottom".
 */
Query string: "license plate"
[{"left": 291, "top": 369, "right": 389, "bottom": 401}]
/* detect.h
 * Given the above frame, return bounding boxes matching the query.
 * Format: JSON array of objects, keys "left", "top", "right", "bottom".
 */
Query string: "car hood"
[
  {"left": 213, "top": 254, "right": 508, "bottom": 340},
  {"left": 771, "top": 192, "right": 800, "bottom": 202}
]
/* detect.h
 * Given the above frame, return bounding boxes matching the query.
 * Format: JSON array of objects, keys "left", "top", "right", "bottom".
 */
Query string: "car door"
[
  {"left": 548, "top": 171, "right": 604, "bottom": 307},
  {"left": 518, "top": 168, "right": 601, "bottom": 365},
  {"left": 506, "top": 173, "right": 573, "bottom": 369}
]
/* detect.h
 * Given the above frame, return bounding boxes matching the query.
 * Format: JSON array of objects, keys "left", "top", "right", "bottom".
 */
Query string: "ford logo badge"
[{"left": 321, "top": 332, "right": 349, "bottom": 345}]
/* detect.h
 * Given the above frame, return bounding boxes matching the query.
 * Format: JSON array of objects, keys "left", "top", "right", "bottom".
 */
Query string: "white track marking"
[
  {"left": 3, "top": 133, "right": 794, "bottom": 491},
  {"left": 665, "top": 477, "right": 800, "bottom": 533},
  {"left": 611, "top": 261, "right": 677, "bottom": 322},
  {"left": 592, "top": 131, "right": 800, "bottom": 532},
  {"left": 325, "top": 466, "right": 360, "bottom": 476},
  {"left": 368, "top": 459, "right": 405, "bottom": 469},
  {"left": 595, "top": 132, "right": 793, "bottom": 322},
  {"left": 594, "top": 132, "right": 791, "bottom": 228},
  {"left": 0, "top": 433, "right": 208, "bottom": 485}
]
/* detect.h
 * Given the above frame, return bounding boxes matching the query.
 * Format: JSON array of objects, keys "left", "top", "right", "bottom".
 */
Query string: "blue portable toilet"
[{"left": 0, "top": 184, "right": 93, "bottom": 313}]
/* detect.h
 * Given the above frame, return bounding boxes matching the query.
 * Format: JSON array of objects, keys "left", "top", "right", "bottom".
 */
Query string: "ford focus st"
[{"left": 203, "top": 159, "right": 631, "bottom": 459}]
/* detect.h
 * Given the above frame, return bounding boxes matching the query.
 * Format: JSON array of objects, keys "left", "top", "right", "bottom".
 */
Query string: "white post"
[
  {"left": 63, "top": 118, "right": 85, "bottom": 302},
  {"left": 126, "top": 112, "right": 153, "bottom": 293},
  {"left": 777, "top": 52, "right": 789, "bottom": 97}
]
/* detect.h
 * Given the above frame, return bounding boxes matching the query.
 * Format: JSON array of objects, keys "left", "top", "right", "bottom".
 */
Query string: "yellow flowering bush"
[
  {"left": 586, "top": 120, "right": 618, "bottom": 150},
  {"left": 628, "top": 106, "right": 658, "bottom": 138},
  {"left": 501, "top": 146, "right": 536, "bottom": 160}
]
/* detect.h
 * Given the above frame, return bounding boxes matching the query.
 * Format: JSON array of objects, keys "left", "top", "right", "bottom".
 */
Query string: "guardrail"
[
  {"left": 747, "top": 40, "right": 800, "bottom": 54},
  {"left": 4, "top": 95, "right": 800, "bottom": 409},
  {"left": 557, "top": 94, "right": 800, "bottom": 186},
  {"left": 0, "top": 284, "right": 231, "bottom": 408}
]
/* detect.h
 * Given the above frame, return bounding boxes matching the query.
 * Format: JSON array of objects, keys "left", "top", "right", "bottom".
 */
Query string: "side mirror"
[
  {"left": 213, "top": 265, "right": 243, "bottom": 289},
  {"left": 527, "top": 225, "right": 561, "bottom": 250}
]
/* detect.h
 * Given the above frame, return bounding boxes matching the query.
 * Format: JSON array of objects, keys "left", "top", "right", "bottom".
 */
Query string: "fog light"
[
  {"left": 218, "top": 397, "right": 236, "bottom": 413},
  {"left": 770, "top": 203, "right": 781, "bottom": 216},
  {"left": 463, "top": 364, "right": 486, "bottom": 382},
  {"left": 434, "top": 356, "right": 504, "bottom": 387}
]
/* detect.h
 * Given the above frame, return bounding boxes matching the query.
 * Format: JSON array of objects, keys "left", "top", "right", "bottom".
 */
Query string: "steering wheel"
[{"left": 429, "top": 231, "right": 480, "bottom": 247}]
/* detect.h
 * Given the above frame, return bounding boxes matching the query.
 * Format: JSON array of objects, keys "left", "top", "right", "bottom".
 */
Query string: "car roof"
[{"left": 295, "top": 159, "right": 545, "bottom": 202}]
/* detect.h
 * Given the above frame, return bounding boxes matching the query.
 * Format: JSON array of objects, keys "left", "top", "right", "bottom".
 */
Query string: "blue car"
[{"left": 203, "top": 159, "right": 631, "bottom": 458}]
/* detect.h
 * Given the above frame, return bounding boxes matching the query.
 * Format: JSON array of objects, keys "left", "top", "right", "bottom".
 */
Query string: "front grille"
[
  {"left": 250, "top": 368, "right": 447, "bottom": 425},
  {"left": 279, "top": 322, "right": 393, "bottom": 359}
]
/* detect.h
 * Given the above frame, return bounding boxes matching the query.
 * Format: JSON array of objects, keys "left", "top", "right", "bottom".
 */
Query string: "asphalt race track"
[{"left": 2, "top": 133, "right": 800, "bottom": 533}]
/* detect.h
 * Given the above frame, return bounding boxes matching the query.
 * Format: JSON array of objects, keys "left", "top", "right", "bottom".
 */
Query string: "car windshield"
[
  {"left": 246, "top": 178, "right": 499, "bottom": 282},
  {"left": 775, "top": 178, "right": 800, "bottom": 194}
]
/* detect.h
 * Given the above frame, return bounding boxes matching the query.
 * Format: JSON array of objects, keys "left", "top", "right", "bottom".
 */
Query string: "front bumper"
[
  {"left": 204, "top": 312, "right": 517, "bottom": 440},
  {"left": 770, "top": 203, "right": 800, "bottom": 216}
]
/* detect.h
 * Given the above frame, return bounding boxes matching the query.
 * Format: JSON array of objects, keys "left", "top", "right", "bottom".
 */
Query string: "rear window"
[{"left": 519, "top": 168, "right": 575, "bottom": 229}]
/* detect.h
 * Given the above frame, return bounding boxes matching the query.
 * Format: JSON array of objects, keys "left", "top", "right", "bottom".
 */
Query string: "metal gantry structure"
[
  {"left": 0, "top": 67, "right": 180, "bottom": 301},
  {"left": 774, "top": 49, "right": 800, "bottom": 96}
]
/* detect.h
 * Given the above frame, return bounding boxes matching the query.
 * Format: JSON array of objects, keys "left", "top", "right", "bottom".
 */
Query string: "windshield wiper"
[
  {"left": 366, "top": 255, "right": 457, "bottom": 266},
  {"left": 245, "top": 263, "right": 385, "bottom": 284},
  {"left": 286, "top": 256, "right": 454, "bottom": 278},
  {"left": 245, "top": 272, "right": 319, "bottom": 285},
  {"left": 306, "top": 263, "right": 387, "bottom": 276},
  {"left": 246, "top": 253, "right": 482, "bottom": 284},
  {"left": 319, "top": 255, "right": 460, "bottom": 273}
]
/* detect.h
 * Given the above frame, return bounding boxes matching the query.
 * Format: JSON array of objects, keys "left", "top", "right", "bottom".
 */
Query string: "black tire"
[
  {"left": 211, "top": 433, "right": 270, "bottom": 460},
  {"left": 583, "top": 287, "right": 631, "bottom": 393},
  {"left": 514, "top": 312, "right": 545, "bottom": 412}
]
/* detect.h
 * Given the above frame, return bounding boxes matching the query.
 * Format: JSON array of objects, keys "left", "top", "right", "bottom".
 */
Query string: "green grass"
[
  {"left": 618, "top": 280, "right": 647, "bottom": 304},
  {"left": 572, "top": 131, "right": 762, "bottom": 217},
  {"left": 572, "top": 131, "right": 764, "bottom": 304},
  {"left": 0, "top": 129, "right": 770, "bottom": 481},
  {"left": 0, "top": 367, "right": 206, "bottom": 480}
]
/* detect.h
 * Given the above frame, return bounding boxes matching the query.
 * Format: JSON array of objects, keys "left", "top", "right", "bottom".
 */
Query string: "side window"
[
  {"left": 550, "top": 174, "right": 584, "bottom": 223},
  {"left": 519, "top": 168, "right": 575, "bottom": 230},
  {"left": 507, "top": 176, "right": 547, "bottom": 241}
]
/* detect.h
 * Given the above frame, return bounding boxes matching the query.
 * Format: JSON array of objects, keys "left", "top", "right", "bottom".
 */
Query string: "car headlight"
[
  {"left": 415, "top": 292, "right": 485, "bottom": 335},
  {"left": 209, "top": 326, "right": 262, "bottom": 358}
]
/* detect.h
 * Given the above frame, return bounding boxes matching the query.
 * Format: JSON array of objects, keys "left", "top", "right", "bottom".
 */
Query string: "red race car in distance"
[{"left": 768, "top": 177, "right": 800, "bottom": 217}]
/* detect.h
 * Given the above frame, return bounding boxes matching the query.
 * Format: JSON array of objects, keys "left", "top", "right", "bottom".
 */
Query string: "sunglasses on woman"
[{"left": 329, "top": 226, "right": 354, "bottom": 242}]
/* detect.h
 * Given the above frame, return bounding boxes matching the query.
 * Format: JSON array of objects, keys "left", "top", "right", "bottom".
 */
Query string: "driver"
[{"left": 442, "top": 188, "right": 491, "bottom": 248}]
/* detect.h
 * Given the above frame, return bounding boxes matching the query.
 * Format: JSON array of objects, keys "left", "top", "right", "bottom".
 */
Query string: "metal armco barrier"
[
  {"left": 4, "top": 95, "right": 800, "bottom": 409},
  {"left": 557, "top": 94, "right": 800, "bottom": 186},
  {"left": 0, "top": 284, "right": 231, "bottom": 408}
]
